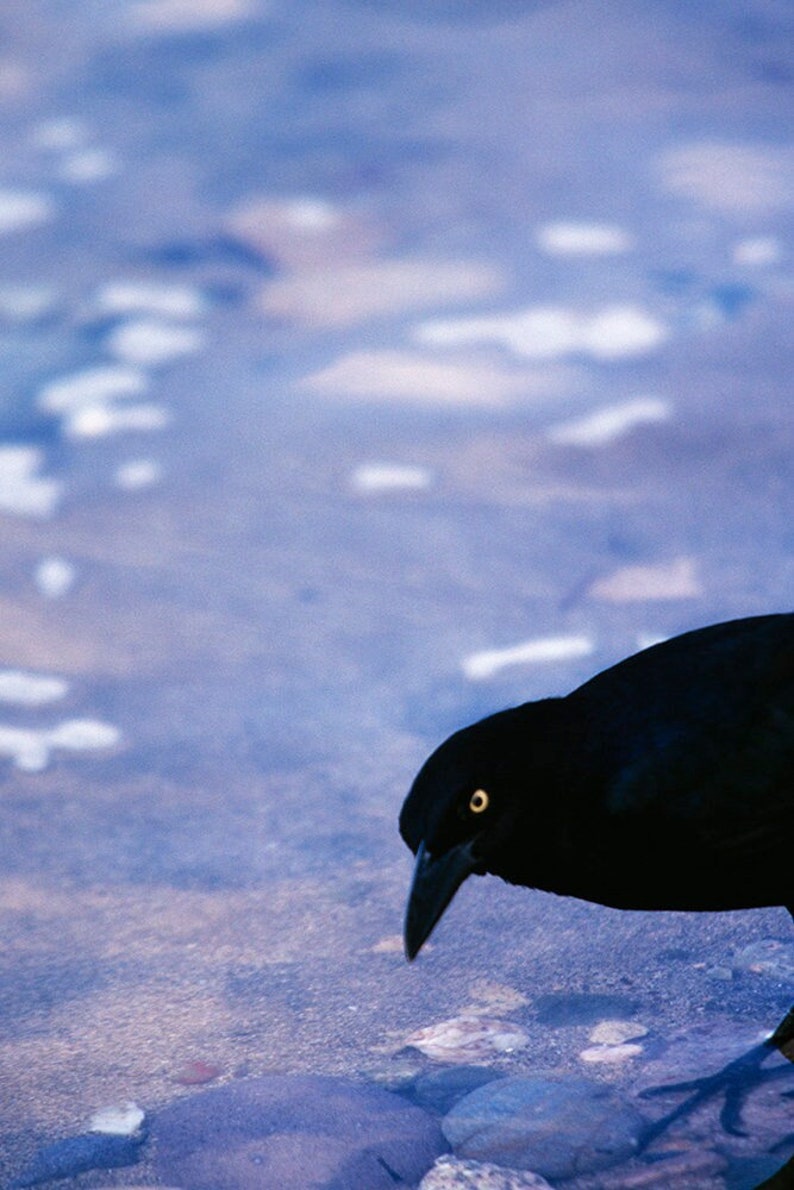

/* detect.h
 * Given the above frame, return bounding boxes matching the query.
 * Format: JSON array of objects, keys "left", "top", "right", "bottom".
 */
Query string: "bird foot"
[{"left": 638, "top": 1039, "right": 793, "bottom": 1146}]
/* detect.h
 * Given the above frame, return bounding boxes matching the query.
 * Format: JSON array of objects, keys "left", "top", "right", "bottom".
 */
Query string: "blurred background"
[{"left": 0, "top": 1, "right": 792, "bottom": 1186}]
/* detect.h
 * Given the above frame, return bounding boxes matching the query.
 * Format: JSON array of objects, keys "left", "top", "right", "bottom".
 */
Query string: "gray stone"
[
  {"left": 412, "top": 1065, "right": 507, "bottom": 1114},
  {"left": 11, "top": 1132, "right": 145, "bottom": 1188},
  {"left": 442, "top": 1074, "right": 646, "bottom": 1180},
  {"left": 152, "top": 1073, "right": 446, "bottom": 1189},
  {"left": 419, "top": 1153, "right": 553, "bottom": 1189}
]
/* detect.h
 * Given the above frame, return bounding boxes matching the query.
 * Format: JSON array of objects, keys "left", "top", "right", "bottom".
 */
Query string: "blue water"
[{"left": 0, "top": 1, "right": 792, "bottom": 1185}]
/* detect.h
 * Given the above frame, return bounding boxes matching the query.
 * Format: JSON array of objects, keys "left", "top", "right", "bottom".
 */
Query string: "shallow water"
[{"left": 0, "top": 1, "right": 793, "bottom": 1186}]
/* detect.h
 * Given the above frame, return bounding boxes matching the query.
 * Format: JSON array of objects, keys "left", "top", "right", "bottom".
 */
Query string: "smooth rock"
[
  {"left": 11, "top": 1132, "right": 145, "bottom": 1188},
  {"left": 152, "top": 1073, "right": 445, "bottom": 1189},
  {"left": 443, "top": 1074, "right": 646, "bottom": 1180},
  {"left": 412, "top": 1065, "right": 507, "bottom": 1115},
  {"left": 403, "top": 1015, "right": 528, "bottom": 1063},
  {"left": 419, "top": 1153, "right": 553, "bottom": 1189}
]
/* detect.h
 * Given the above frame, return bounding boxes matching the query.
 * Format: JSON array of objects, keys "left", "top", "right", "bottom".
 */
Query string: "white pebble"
[
  {"left": 0, "top": 284, "right": 57, "bottom": 322},
  {"left": 39, "top": 365, "right": 148, "bottom": 414},
  {"left": 462, "top": 636, "right": 594, "bottom": 681},
  {"left": 0, "top": 670, "right": 68, "bottom": 706},
  {"left": 96, "top": 280, "right": 206, "bottom": 319},
  {"left": 115, "top": 458, "right": 162, "bottom": 490},
  {"left": 0, "top": 727, "right": 50, "bottom": 772},
  {"left": 547, "top": 397, "right": 671, "bottom": 446},
  {"left": 351, "top": 463, "right": 432, "bottom": 493},
  {"left": 48, "top": 719, "right": 121, "bottom": 751},
  {"left": 536, "top": 221, "right": 634, "bottom": 256},
  {"left": 733, "top": 236, "right": 782, "bottom": 267},
  {"left": 107, "top": 318, "right": 205, "bottom": 366},
  {"left": 0, "top": 718, "right": 120, "bottom": 771},
  {"left": 284, "top": 196, "right": 341, "bottom": 231},
  {"left": 416, "top": 304, "right": 667, "bottom": 361},
  {"left": 582, "top": 306, "right": 668, "bottom": 359},
  {"left": 589, "top": 557, "right": 702, "bottom": 602},
  {"left": 0, "top": 189, "right": 55, "bottom": 235},
  {"left": 0, "top": 446, "right": 61, "bottom": 517},
  {"left": 32, "top": 116, "right": 90, "bottom": 151},
  {"left": 65, "top": 403, "right": 170, "bottom": 439},
  {"left": 88, "top": 1102, "right": 145, "bottom": 1136},
  {"left": 34, "top": 556, "right": 76, "bottom": 599},
  {"left": 404, "top": 1015, "right": 528, "bottom": 1063},
  {"left": 579, "top": 1043, "right": 644, "bottom": 1063},
  {"left": 589, "top": 1019, "right": 648, "bottom": 1045},
  {"left": 59, "top": 148, "right": 119, "bottom": 184}
]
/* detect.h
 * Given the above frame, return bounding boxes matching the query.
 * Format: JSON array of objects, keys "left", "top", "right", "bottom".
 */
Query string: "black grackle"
[{"left": 400, "top": 614, "right": 794, "bottom": 1140}]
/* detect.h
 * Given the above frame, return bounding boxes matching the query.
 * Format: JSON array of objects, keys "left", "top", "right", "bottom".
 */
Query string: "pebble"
[
  {"left": 66, "top": 402, "right": 170, "bottom": 439},
  {"left": 462, "top": 636, "right": 594, "bottom": 681},
  {"left": 0, "top": 445, "right": 61, "bottom": 517},
  {"left": 11, "top": 1131, "right": 145, "bottom": 1188},
  {"left": 535, "top": 221, "right": 634, "bottom": 257},
  {"left": 415, "top": 303, "right": 667, "bottom": 361},
  {"left": 115, "top": 458, "right": 162, "bottom": 491},
  {"left": 403, "top": 1015, "right": 529, "bottom": 1063},
  {"left": 95, "top": 280, "right": 206, "bottom": 320},
  {"left": 547, "top": 397, "right": 671, "bottom": 447},
  {"left": 34, "top": 556, "right": 77, "bottom": 599},
  {"left": 0, "top": 718, "right": 121, "bottom": 772},
  {"left": 152, "top": 1073, "right": 445, "bottom": 1189},
  {"left": 172, "top": 1059, "right": 222, "bottom": 1085},
  {"left": 580, "top": 1020, "right": 648, "bottom": 1066},
  {"left": 38, "top": 365, "right": 148, "bottom": 414},
  {"left": 0, "top": 189, "right": 55, "bottom": 235},
  {"left": 412, "top": 1065, "right": 507, "bottom": 1115},
  {"left": 732, "top": 939, "right": 794, "bottom": 982},
  {"left": 588, "top": 557, "right": 702, "bottom": 603},
  {"left": 442, "top": 1074, "right": 646, "bottom": 1180},
  {"left": 88, "top": 1102, "right": 146, "bottom": 1135},
  {"left": 579, "top": 1042, "right": 644, "bottom": 1065},
  {"left": 419, "top": 1153, "right": 553, "bottom": 1189},
  {"left": 589, "top": 1021, "right": 649, "bottom": 1046},
  {"left": 0, "top": 670, "right": 68, "bottom": 706},
  {"left": 106, "top": 319, "right": 204, "bottom": 367},
  {"left": 350, "top": 462, "right": 433, "bottom": 493}
]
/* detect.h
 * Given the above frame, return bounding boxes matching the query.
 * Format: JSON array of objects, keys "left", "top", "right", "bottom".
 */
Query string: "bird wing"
[{"left": 565, "top": 614, "right": 794, "bottom": 901}]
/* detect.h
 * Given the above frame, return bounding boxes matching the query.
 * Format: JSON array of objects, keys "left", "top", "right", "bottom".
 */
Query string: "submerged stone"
[
  {"left": 419, "top": 1153, "right": 553, "bottom": 1188},
  {"left": 412, "top": 1065, "right": 507, "bottom": 1114},
  {"left": 442, "top": 1074, "right": 646, "bottom": 1180},
  {"left": 11, "top": 1132, "right": 145, "bottom": 1187},
  {"left": 152, "top": 1073, "right": 446, "bottom": 1189}
]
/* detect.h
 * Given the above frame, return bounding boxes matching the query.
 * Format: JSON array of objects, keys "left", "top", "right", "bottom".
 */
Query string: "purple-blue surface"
[{"left": 0, "top": 1, "right": 792, "bottom": 1185}]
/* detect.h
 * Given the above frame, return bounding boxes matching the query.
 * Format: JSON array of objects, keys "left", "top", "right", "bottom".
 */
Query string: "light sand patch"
[
  {"left": 589, "top": 557, "right": 702, "bottom": 602},
  {"left": 260, "top": 259, "right": 504, "bottom": 329},
  {"left": 547, "top": 397, "right": 671, "bottom": 446},
  {"left": 536, "top": 221, "right": 634, "bottom": 256},
  {"left": 227, "top": 195, "right": 384, "bottom": 271},
  {"left": 130, "top": 0, "right": 257, "bottom": 31},
  {"left": 657, "top": 142, "right": 794, "bottom": 213},
  {"left": 299, "top": 349, "right": 570, "bottom": 407},
  {"left": 417, "top": 304, "right": 667, "bottom": 361}
]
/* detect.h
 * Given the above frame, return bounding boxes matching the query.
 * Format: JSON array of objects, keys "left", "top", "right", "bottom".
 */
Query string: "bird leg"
[{"left": 639, "top": 1005, "right": 794, "bottom": 1146}]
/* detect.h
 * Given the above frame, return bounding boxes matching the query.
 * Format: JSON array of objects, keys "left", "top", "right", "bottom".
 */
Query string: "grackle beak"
[{"left": 404, "top": 838, "right": 478, "bottom": 960}]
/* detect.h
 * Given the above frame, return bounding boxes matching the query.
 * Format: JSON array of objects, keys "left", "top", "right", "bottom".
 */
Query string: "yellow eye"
[{"left": 469, "top": 789, "right": 489, "bottom": 814}]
